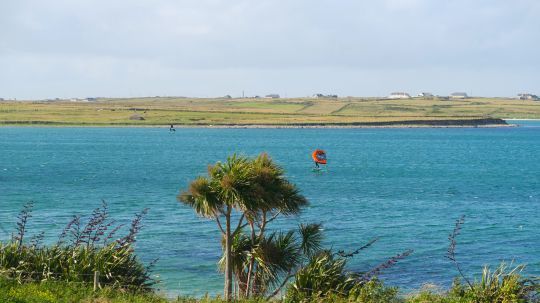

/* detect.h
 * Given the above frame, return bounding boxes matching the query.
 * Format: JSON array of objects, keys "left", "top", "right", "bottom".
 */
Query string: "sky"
[{"left": 1, "top": 0, "right": 539, "bottom": 99}]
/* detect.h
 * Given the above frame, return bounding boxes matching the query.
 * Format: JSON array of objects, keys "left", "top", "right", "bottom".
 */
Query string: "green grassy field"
[{"left": 1, "top": 97, "right": 538, "bottom": 126}]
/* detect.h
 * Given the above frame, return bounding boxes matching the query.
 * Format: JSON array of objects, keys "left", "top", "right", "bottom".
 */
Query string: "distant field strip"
[{"left": 1, "top": 97, "right": 539, "bottom": 126}]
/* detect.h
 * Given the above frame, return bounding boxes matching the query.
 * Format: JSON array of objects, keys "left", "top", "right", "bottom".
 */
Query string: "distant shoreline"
[
  {"left": 504, "top": 118, "right": 540, "bottom": 121},
  {"left": 0, "top": 118, "right": 513, "bottom": 128}
]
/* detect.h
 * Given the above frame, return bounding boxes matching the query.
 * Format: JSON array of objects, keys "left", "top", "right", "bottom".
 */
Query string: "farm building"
[
  {"left": 450, "top": 92, "right": 469, "bottom": 99},
  {"left": 417, "top": 92, "right": 434, "bottom": 98},
  {"left": 518, "top": 93, "right": 539, "bottom": 101},
  {"left": 388, "top": 92, "right": 411, "bottom": 99},
  {"left": 265, "top": 94, "right": 280, "bottom": 98},
  {"left": 314, "top": 93, "right": 338, "bottom": 99}
]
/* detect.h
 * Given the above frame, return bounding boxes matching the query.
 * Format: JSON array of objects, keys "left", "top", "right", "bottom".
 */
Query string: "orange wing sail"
[{"left": 312, "top": 149, "right": 327, "bottom": 164}]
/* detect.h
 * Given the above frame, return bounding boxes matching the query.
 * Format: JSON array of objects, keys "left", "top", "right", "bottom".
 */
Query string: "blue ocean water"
[{"left": 1, "top": 122, "right": 539, "bottom": 296}]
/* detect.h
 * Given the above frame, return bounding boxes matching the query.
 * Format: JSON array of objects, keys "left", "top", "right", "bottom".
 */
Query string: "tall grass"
[
  {"left": 408, "top": 264, "right": 540, "bottom": 303},
  {"left": 408, "top": 216, "right": 540, "bottom": 303},
  {"left": 285, "top": 236, "right": 411, "bottom": 303},
  {"left": 0, "top": 202, "right": 156, "bottom": 291}
]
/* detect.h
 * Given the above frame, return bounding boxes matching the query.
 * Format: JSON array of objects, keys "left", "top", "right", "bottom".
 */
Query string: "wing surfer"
[{"left": 312, "top": 149, "right": 326, "bottom": 169}]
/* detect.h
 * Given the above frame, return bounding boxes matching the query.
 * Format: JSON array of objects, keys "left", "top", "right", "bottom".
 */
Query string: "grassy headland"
[{"left": 1, "top": 96, "right": 538, "bottom": 127}]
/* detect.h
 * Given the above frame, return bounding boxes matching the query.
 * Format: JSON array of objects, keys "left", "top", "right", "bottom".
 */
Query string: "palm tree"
[
  {"left": 179, "top": 153, "right": 312, "bottom": 300},
  {"left": 224, "top": 223, "right": 323, "bottom": 299},
  {"left": 242, "top": 153, "right": 309, "bottom": 297},
  {"left": 178, "top": 154, "right": 255, "bottom": 300}
]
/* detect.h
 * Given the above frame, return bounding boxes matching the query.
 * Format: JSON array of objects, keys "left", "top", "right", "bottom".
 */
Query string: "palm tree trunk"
[
  {"left": 245, "top": 221, "right": 256, "bottom": 297},
  {"left": 224, "top": 206, "right": 233, "bottom": 301}
]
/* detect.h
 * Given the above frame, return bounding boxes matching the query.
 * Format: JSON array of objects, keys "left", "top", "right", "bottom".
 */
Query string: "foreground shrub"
[
  {"left": 440, "top": 263, "right": 539, "bottom": 303},
  {"left": 223, "top": 223, "right": 324, "bottom": 300},
  {"left": 285, "top": 251, "right": 401, "bottom": 303},
  {"left": 440, "top": 215, "right": 540, "bottom": 303},
  {"left": 0, "top": 202, "right": 156, "bottom": 291},
  {"left": 408, "top": 266, "right": 539, "bottom": 303}
]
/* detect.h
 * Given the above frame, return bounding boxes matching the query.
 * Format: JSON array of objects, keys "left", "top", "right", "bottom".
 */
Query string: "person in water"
[
  {"left": 170, "top": 124, "right": 175, "bottom": 132},
  {"left": 314, "top": 161, "right": 320, "bottom": 168}
]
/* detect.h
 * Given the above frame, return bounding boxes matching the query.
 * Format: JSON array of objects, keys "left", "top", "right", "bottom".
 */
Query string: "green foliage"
[
  {"left": 350, "top": 280, "right": 401, "bottom": 303},
  {"left": 223, "top": 223, "right": 323, "bottom": 298},
  {"left": 285, "top": 251, "right": 400, "bottom": 303},
  {"left": 406, "top": 290, "right": 449, "bottom": 303},
  {"left": 179, "top": 153, "right": 310, "bottom": 300},
  {"left": 286, "top": 251, "right": 352, "bottom": 301},
  {"left": 0, "top": 277, "right": 269, "bottom": 303},
  {"left": 449, "top": 263, "right": 539, "bottom": 303},
  {"left": 298, "top": 223, "right": 323, "bottom": 257},
  {"left": 407, "top": 266, "right": 539, "bottom": 303},
  {"left": 0, "top": 242, "right": 153, "bottom": 290},
  {"left": 0, "top": 276, "right": 172, "bottom": 303},
  {"left": 178, "top": 154, "right": 256, "bottom": 218},
  {"left": 440, "top": 216, "right": 540, "bottom": 303},
  {"left": 0, "top": 202, "right": 155, "bottom": 291},
  {"left": 179, "top": 153, "right": 307, "bottom": 219}
]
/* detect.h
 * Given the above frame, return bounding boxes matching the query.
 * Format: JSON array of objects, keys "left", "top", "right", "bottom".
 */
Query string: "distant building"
[
  {"left": 417, "top": 92, "right": 434, "bottom": 98},
  {"left": 450, "top": 92, "right": 469, "bottom": 99},
  {"left": 265, "top": 94, "right": 280, "bottom": 98},
  {"left": 518, "top": 93, "right": 539, "bottom": 101},
  {"left": 314, "top": 93, "right": 338, "bottom": 99},
  {"left": 388, "top": 92, "right": 411, "bottom": 99}
]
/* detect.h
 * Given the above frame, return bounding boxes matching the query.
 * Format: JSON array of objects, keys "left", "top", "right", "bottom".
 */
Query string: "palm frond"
[
  {"left": 275, "top": 182, "right": 308, "bottom": 215},
  {"left": 219, "top": 230, "right": 252, "bottom": 275},
  {"left": 177, "top": 177, "right": 222, "bottom": 218},
  {"left": 299, "top": 223, "right": 323, "bottom": 258},
  {"left": 253, "top": 231, "right": 301, "bottom": 290}
]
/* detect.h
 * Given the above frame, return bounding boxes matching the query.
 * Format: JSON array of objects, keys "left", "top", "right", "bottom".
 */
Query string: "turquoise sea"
[{"left": 1, "top": 121, "right": 539, "bottom": 296}]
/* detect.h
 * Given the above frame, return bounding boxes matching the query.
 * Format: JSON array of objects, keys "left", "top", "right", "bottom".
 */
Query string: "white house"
[
  {"left": 265, "top": 94, "right": 280, "bottom": 99},
  {"left": 518, "top": 93, "right": 539, "bottom": 101},
  {"left": 417, "top": 92, "right": 434, "bottom": 98},
  {"left": 388, "top": 92, "right": 411, "bottom": 99},
  {"left": 314, "top": 93, "right": 338, "bottom": 99}
]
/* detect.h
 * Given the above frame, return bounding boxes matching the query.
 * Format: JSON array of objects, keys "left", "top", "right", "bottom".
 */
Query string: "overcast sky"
[{"left": 1, "top": 0, "right": 539, "bottom": 99}]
